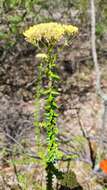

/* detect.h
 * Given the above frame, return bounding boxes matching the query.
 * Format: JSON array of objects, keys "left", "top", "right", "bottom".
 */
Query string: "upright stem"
[
  {"left": 45, "top": 45, "right": 59, "bottom": 190},
  {"left": 46, "top": 162, "right": 54, "bottom": 190}
]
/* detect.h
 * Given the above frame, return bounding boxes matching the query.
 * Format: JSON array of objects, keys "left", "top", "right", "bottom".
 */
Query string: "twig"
[
  {"left": 5, "top": 133, "right": 41, "bottom": 160},
  {"left": 90, "top": 0, "right": 102, "bottom": 97},
  {"left": 2, "top": 175, "right": 11, "bottom": 189},
  {"left": 6, "top": 133, "right": 24, "bottom": 150},
  {"left": 90, "top": 0, "right": 107, "bottom": 99},
  {"left": 77, "top": 109, "right": 96, "bottom": 167},
  {"left": 12, "top": 159, "right": 23, "bottom": 190}
]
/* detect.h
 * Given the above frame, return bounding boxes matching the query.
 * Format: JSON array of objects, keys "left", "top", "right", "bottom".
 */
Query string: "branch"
[
  {"left": 5, "top": 133, "right": 41, "bottom": 160},
  {"left": 90, "top": 0, "right": 107, "bottom": 101}
]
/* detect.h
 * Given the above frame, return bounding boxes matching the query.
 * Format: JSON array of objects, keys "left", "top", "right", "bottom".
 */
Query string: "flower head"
[{"left": 23, "top": 22, "right": 78, "bottom": 45}]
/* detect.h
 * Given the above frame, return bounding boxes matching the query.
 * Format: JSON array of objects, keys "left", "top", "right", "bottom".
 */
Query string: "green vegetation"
[{"left": 23, "top": 22, "right": 78, "bottom": 189}]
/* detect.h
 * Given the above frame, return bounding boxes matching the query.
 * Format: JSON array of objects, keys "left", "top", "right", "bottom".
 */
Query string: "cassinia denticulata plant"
[{"left": 23, "top": 22, "right": 78, "bottom": 190}]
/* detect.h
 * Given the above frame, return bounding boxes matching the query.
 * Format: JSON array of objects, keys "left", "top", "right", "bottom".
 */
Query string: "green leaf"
[
  {"left": 10, "top": 24, "right": 17, "bottom": 33},
  {"left": 45, "top": 104, "right": 51, "bottom": 110},
  {"left": 50, "top": 72, "right": 60, "bottom": 80},
  {"left": 48, "top": 94, "right": 54, "bottom": 102},
  {"left": 52, "top": 101, "right": 58, "bottom": 108},
  {"left": 8, "top": 15, "right": 22, "bottom": 24},
  {"left": 0, "top": 32, "right": 7, "bottom": 39},
  {"left": 96, "top": 22, "right": 106, "bottom": 37},
  {"left": 44, "top": 88, "right": 51, "bottom": 95},
  {"left": 51, "top": 90, "right": 60, "bottom": 96},
  {"left": 4, "top": 0, "right": 15, "bottom": 7},
  {"left": 53, "top": 112, "right": 58, "bottom": 117}
]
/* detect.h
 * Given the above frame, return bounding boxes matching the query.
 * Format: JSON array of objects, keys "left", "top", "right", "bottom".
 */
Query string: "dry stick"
[
  {"left": 12, "top": 159, "right": 23, "bottom": 190},
  {"left": 77, "top": 109, "right": 95, "bottom": 166},
  {"left": 2, "top": 176, "right": 12, "bottom": 189},
  {"left": 5, "top": 132, "right": 80, "bottom": 162},
  {"left": 90, "top": 0, "right": 107, "bottom": 161},
  {"left": 5, "top": 133, "right": 41, "bottom": 160}
]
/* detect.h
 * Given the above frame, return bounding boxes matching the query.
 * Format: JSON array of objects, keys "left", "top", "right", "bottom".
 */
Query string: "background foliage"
[{"left": 0, "top": 0, "right": 107, "bottom": 50}]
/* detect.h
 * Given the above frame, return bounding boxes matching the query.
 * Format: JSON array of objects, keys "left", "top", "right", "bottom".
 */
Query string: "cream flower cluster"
[{"left": 23, "top": 22, "right": 78, "bottom": 45}]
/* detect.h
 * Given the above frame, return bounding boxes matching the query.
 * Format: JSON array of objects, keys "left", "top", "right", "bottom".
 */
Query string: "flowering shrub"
[{"left": 23, "top": 22, "right": 78, "bottom": 190}]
